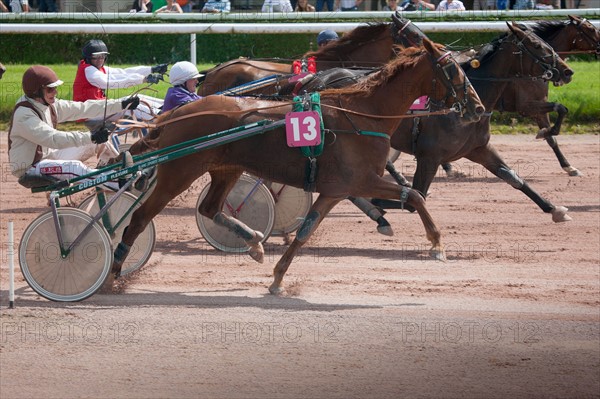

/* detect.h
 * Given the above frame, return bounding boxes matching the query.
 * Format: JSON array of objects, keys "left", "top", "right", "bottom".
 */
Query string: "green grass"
[{"left": 1, "top": 61, "right": 598, "bottom": 132}]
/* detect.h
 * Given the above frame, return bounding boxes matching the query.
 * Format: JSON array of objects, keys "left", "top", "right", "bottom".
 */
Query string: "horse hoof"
[
  {"left": 248, "top": 242, "right": 265, "bottom": 263},
  {"left": 551, "top": 206, "right": 572, "bottom": 223},
  {"left": 377, "top": 225, "right": 394, "bottom": 236},
  {"left": 268, "top": 283, "right": 284, "bottom": 295},
  {"left": 564, "top": 167, "right": 582, "bottom": 177},
  {"left": 248, "top": 230, "right": 264, "bottom": 245},
  {"left": 98, "top": 274, "right": 116, "bottom": 294},
  {"left": 430, "top": 248, "right": 447, "bottom": 262}
]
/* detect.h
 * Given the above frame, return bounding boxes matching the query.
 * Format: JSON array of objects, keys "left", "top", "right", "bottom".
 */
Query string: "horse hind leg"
[
  {"left": 270, "top": 195, "right": 342, "bottom": 295},
  {"left": 212, "top": 212, "right": 265, "bottom": 263},
  {"left": 467, "top": 145, "right": 572, "bottom": 223},
  {"left": 545, "top": 136, "right": 582, "bottom": 177},
  {"left": 198, "top": 171, "right": 265, "bottom": 263}
]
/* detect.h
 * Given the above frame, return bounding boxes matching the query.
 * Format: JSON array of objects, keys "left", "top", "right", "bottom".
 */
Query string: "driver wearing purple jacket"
[{"left": 163, "top": 61, "right": 203, "bottom": 112}]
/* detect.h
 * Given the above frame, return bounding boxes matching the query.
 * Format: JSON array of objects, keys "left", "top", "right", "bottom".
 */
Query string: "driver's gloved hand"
[
  {"left": 121, "top": 95, "right": 140, "bottom": 111},
  {"left": 151, "top": 63, "right": 168, "bottom": 74},
  {"left": 145, "top": 73, "right": 163, "bottom": 84},
  {"left": 91, "top": 126, "right": 111, "bottom": 144}
]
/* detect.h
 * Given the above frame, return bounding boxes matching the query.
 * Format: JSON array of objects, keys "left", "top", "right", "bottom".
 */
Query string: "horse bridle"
[
  {"left": 571, "top": 18, "right": 600, "bottom": 55},
  {"left": 429, "top": 51, "right": 473, "bottom": 116},
  {"left": 504, "top": 30, "right": 563, "bottom": 84}
]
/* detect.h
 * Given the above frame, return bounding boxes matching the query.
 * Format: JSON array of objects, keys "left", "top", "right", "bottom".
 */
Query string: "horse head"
[
  {"left": 507, "top": 22, "right": 574, "bottom": 86},
  {"left": 568, "top": 15, "right": 600, "bottom": 55},
  {"left": 391, "top": 13, "right": 426, "bottom": 49},
  {"left": 421, "top": 38, "right": 485, "bottom": 122},
  {"left": 306, "top": 23, "right": 396, "bottom": 68}
]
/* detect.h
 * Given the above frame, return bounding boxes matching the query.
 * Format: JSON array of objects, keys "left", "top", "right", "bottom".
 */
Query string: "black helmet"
[{"left": 82, "top": 39, "right": 109, "bottom": 62}]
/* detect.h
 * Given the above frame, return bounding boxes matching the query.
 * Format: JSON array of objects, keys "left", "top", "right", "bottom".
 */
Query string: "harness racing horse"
[
  {"left": 370, "top": 23, "right": 574, "bottom": 227},
  {"left": 198, "top": 22, "right": 403, "bottom": 96},
  {"left": 392, "top": 14, "right": 598, "bottom": 177},
  {"left": 490, "top": 16, "right": 600, "bottom": 177},
  {"left": 0, "top": 62, "right": 6, "bottom": 80},
  {"left": 109, "top": 38, "right": 484, "bottom": 294}
]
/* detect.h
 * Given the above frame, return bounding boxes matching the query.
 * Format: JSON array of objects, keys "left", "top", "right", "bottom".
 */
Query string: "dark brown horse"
[
  {"left": 198, "top": 22, "right": 402, "bottom": 96},
  {"left": 393, "top": 14, "right": 598, "bottom": 177},
  {"left": 370, "top": 23, "right": 574, "bottom": 227},
  {"left": 491, "top": 16, "right": 599, "bottom": 177},
  {"left": 109, "top": 38, "right": 484, "bottom": 294}
]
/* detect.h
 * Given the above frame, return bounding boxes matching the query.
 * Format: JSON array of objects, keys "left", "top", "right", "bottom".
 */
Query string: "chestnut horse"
[
  {"left": 109, "top": 39, "right": 484, "bottom": 294},
  {"left": 368, "top": 23, "right": 574, "bottom": 227},
  {"left": 198, "top": 22, "right": 403, "bottom": 96}
]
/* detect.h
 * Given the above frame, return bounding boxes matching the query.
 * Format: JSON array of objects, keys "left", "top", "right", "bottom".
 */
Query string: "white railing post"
[{"left": 191, "top": 33, "right": 197, "bottom": 65}]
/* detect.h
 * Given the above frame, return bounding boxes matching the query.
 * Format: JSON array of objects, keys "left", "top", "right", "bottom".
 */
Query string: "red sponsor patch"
[{"left": 40, "top": 166, "right": 62, "bottom": 174}]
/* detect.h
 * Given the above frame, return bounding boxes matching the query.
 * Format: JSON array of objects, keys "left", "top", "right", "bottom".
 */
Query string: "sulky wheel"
[
  {"left": 78, "top": 191, "right": 156, "bottom": 276},
  {"left": 268, "top": 183, "right": 313, "bottom": 235},
  {"left": 19, "top": 208, "right": 113, "bottom": 302},
  {"left": 196, "top": 174, "right": 275, "bottom": 253}
]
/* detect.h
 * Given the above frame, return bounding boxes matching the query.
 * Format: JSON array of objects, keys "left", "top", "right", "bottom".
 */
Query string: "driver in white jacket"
[{"left": 9, "top": 65, "right": 139, "bottom": 189}]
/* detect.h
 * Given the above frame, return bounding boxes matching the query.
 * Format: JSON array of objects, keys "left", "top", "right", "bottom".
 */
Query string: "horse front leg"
[
  {"left": 466, "top": 144, "right": 572, "bottom": 223},
  {"left": 270, "top": 195, "right": 342, "bottom": 295},
  {"left": 198, "top": 171, "right": 266, "bottom": 263},
  {"left": 531, "top": 109, "right": 580, "bottom": 176},
  {"left": 533, "top": 102, "right": 568, "bottom": 139},
  {"left": 362, "top": 174, "right": 445, "bottom": 261}
]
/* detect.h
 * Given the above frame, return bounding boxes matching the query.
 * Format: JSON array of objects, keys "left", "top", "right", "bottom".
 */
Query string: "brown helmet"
[{"left": 22, "top": 65, "right": 64, "bottom": 98}]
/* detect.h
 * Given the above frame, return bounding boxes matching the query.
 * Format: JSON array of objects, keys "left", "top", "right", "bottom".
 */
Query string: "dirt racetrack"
[{"left": 0, "top": 133, "right": 598, "bottom": 399}]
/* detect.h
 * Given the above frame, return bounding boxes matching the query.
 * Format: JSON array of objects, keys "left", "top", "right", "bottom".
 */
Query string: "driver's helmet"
[
  {"left": 169, "top": 61, "right": 203, "bottom": 86},
  {"left": 22, "top": 65, "right": 64, "bottom": 98},
  {"left": 82, "top": 39, "right": 110, "bottom": 63},
  {"left": 317, "top": 29, "right": 339, "bottom": 46}
]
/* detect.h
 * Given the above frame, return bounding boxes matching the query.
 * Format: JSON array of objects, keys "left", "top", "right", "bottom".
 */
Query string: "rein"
[
  {"left": 321, "top": 102, "right": 454, "bottom": 119},
  {"left": 114, "top": 102, "right": 294, "bottom": 132},
  {"left": 115, "top": 99, "right": 455, "bottom": 135}
]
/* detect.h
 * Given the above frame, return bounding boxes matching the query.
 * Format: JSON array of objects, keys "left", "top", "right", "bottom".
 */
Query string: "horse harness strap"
[{"left": 293, "top": 92, "right": 325, "bottom": 192}]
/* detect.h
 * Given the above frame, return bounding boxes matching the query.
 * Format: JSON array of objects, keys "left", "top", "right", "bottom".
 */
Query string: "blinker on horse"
[{"left": 107, "top": 38, "right": 484, "bottom": 294}]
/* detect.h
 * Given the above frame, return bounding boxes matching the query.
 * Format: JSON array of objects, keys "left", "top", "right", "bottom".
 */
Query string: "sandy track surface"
[{"left": 1, "top": 134, "right": 598, "bottom": 398}]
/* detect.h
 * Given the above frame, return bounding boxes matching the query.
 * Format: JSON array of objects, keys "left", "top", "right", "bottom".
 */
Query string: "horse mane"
[
  {"left": 529, "top": 20, "right": 568, "bottom": 41},
  {"left": 321, "top": 46, "right": 426, "bottom": 97},
  {"left": 132, "top": 110, "right": 175, "bottom": 152},
  {"left": 304, "top": 22, "right": 391, "bottom": 60}
]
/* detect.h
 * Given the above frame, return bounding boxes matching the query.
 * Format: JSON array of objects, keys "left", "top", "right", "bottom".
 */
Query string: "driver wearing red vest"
[{"left": 73, "top": 39, "right": 167, "bottom": 120}]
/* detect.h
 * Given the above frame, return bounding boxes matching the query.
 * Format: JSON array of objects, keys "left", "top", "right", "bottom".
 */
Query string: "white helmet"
[{"left": 169, "top": 61, "right": 203, "bottom": 86}]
